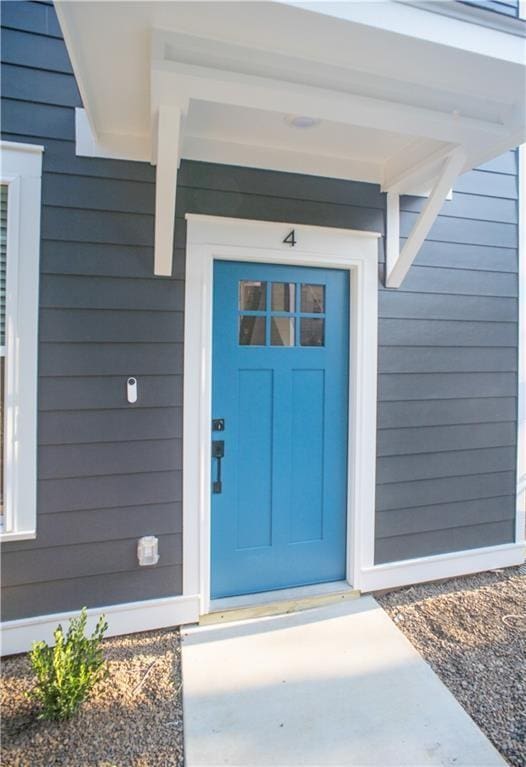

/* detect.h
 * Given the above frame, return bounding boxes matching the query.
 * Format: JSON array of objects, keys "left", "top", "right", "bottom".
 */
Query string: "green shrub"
[{"left": 27, "top": 607, "right": 108, "bottom": 720}]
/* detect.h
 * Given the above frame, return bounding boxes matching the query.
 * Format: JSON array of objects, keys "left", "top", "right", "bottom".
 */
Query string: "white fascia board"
[
  {"left": 152, "top": 60, "right": 510, "bottom": 149},
  {"left": 282, "top": 1, "right": 526, "bottom": 64}
]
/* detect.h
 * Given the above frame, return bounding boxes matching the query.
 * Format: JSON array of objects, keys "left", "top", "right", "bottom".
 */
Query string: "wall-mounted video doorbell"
[{"left": 127, "top": 376, "right": 138, "bottom": 404}]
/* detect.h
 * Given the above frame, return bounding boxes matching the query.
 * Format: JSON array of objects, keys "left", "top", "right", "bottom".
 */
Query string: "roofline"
[{"left": 401, "top": 0, "right": 526, "bottom": 37}]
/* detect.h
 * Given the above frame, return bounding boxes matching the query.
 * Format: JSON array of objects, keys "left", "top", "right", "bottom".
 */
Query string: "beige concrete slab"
[{"left": 182, "top": 597, "right": 505, "bottom": 766}]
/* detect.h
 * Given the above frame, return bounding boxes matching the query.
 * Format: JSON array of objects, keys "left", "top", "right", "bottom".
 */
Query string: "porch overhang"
[{"left": 55, "top": 1, "right": 526, "bottom": 282}]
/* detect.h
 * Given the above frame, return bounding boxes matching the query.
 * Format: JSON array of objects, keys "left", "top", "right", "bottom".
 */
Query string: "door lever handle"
[{"left": 212, "top": 440, "right": 224, "bottom": 493}]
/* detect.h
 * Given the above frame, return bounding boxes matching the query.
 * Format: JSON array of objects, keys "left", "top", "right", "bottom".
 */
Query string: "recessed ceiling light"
[{"left": 285, "top": 115, "right": 322, "bottom": 129}]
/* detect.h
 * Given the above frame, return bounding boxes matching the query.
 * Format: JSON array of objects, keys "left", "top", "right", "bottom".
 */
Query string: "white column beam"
[
  {"left": 154, "top": 104, "right": 186, "bottom": 277},
  {"left": 386, "top": 191, "right": 400, "bottom": 281},
  {"left": 386, "top": 148, "right": 466, "bottom": 288}
]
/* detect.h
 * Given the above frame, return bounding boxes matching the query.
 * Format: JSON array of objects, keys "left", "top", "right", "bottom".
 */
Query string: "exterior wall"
[
  {"left": 460, "top": 0, "right": 520, "bottom": 17},
  {"left": 0, "top": 1, "right": 518, "bottom": 620}
]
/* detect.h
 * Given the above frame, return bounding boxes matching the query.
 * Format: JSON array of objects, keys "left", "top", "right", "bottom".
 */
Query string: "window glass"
[
  {"left": 239, "top": 281, "right": 266, "bottom": 311},
  {"left": 300, "top": 318, "right": 325, "bottom": 347},
  {"left": 239, "top": 315, "right": 266, "bottom": 346},
  {"left": 271, "top": 317, "right": 294, "bottom": 346},
  {"left": 301, "top": 284, "right": 324, "bottom": 313},
  {"left": 271, "top": 283, "right": 295, "bottom": 312}
]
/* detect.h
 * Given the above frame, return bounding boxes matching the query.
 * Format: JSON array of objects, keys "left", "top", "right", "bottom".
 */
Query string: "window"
[
  {"left": 238, "top": 280, "right": 326, "bottom": 347},
  {"left": 0, "top": 141, "right": 43, "bottom": 540}
]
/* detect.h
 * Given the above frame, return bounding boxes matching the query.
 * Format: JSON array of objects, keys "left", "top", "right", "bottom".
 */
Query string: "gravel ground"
[
  {"left": 378, "top": 566, "right": 525, "bottom": 767},
  {"left": 1, "top": 627, "right": 184, "bottom": 767}
]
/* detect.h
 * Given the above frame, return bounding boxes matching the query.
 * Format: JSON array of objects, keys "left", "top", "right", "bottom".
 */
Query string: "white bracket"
[
  {"left": 153, "top": 102, "right": 188, "bottom": 277},
  {"left": 385, "top": 147, "right": 466, "bottom": 288}
]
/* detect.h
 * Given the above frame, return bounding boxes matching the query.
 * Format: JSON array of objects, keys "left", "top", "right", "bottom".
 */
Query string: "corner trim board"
[
  {"left": 517, "top": 143, "right": 526, "bottom": 544},
  {"left": 0, "top": 594, "right": 200, "bottom": 656}
]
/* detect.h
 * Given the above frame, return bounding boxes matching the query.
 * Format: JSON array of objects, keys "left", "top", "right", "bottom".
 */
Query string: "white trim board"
[
  {"left": 1, "top": 594, "right": 200, "bottom": 656},
  {"left": 359, "top": 542, "right": 525, "bottom": 593},
  {"left": 0, "top": 141, "right": 43, "bottom": 541},
  {"left": 183, "top": 215, "right": 380, "bottom": 615},
  {"left": 517, "top": 143, "right": 526, "bottom": 546}
]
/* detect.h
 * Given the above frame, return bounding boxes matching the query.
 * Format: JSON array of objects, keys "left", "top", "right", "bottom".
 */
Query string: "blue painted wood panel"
[{"left": 211, "top": 261, "right": 349, "bottom": 597}]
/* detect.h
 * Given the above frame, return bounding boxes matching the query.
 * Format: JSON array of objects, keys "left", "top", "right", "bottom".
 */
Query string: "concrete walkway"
[{"left": 182, "top": 596, "right": 505, "bottom": 766}]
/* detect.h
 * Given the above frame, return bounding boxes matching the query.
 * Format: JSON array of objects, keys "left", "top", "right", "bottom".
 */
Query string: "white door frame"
[{"left": 182, "top": 215, "right": 381, "bottom": 615}]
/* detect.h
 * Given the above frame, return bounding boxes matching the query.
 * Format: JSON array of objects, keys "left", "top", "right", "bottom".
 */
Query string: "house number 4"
[{"left": 283, "top": 229, "right": 296, "bottom": 247}]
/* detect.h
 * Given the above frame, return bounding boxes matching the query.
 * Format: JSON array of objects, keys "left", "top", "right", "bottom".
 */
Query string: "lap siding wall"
[{"left": 0, "top": 1, "right": 518, "bottom": 620}]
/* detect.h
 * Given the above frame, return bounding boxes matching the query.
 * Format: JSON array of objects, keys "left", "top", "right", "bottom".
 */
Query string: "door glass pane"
[
  {"left": 271, "top": 317, "right": 294, "bottom": 346},
  {"left": 239, "top": 316, "right": 266, "bottom": 346},
  {"left": 300, "top": 318, "right": 324, "bottom": 346},
  {"left": 271, "top": 283, "right": 295, "bottom": 312},
  {"left": 301, "top": 284, "right": 324, "bottom": 314},
  {"left": 239, "top": 281, "right": 266, "bottom": 311}
]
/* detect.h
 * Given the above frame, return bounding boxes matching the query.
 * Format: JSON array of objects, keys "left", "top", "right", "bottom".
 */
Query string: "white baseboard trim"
[
  {"left": 1, "top": 593, "right": 200, "bottom": 656},
  {"left": 357, "top": 541, "right": 525, "bottom": 593}
]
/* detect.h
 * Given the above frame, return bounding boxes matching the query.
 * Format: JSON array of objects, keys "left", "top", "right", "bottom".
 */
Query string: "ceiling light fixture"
[{"left": 285, "top": 115, "right": 322, "bottom": 129}]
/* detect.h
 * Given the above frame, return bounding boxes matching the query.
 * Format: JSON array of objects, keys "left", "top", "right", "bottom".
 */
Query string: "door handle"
[{"left": 212, "top": 440, "right": 224, "bottom": 494}]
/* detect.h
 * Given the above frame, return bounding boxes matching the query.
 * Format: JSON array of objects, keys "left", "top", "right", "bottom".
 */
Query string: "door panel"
[{"left": 211, "top": 260, "right": 349, "bottom": 598}]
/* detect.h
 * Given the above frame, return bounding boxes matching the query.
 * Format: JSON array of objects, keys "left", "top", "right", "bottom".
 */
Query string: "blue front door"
[{"left": 211, "top": 261, "right": 349, "bottom": 598}]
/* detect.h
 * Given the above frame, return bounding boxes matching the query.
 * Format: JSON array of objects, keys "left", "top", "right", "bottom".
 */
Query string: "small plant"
[{"left": 27, "top": 607, "right": 108, "bottom": 720}]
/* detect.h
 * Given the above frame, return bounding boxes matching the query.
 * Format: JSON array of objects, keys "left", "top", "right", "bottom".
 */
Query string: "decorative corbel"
[{"left": 385, "top": 147, "right": 466, "bottom": 288}]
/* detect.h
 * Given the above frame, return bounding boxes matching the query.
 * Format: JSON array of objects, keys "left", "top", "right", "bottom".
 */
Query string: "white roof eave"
[{"left": 55, "top": 0, "right": 526, "bottom": 281}]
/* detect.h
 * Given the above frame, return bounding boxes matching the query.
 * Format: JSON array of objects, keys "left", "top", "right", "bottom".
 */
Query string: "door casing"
[{"left": 183, "top": 215, "right": 380, "bottom": 615}]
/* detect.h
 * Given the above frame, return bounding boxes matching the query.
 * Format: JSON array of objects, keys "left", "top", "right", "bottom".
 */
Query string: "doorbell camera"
[{"left": 127, "top": 376, "right": 138, "bottom": 404}]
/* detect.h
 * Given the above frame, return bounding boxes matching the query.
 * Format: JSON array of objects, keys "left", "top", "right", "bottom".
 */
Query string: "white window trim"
[
  {"left": 183, "top": 215, "right": 381, "bottom": 614},
  {"left": 517, "top": 143, "right": 526, "bottom": 546},
  {"left": 0, "top": 141, "right": 43, "bottom": 542}
]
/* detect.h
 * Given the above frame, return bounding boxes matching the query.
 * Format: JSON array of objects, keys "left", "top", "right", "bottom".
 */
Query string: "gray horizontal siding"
[
  {"left": 377, "top": 422, "right": 516, "bottom": 455},
  {"left": 39, "top": 471, "right": 181, "bottom": 514},
  {"left": 39, "top": 376, "right": 182, "bottom": 411},
  {"left": 379, "top": 372, "right": 517, "bottom": 400},
  {"left": 411, "top": 241, "right": 517, "bottom": 273},
  {"left": 1, "top": 567, "right": 183, "bottom": 621},
  {"left": 39, "top": 343, "right": 183, "bottom": 376},
  {"left": 2, "top": 133, "right": 156, "bottom": 182},
  {"left": 378, "top": 320, "right": 516, "bottom": 347},
  {"left": 375, "top": 520, "right": 515, "bottom": 563},
  {"left": 378, "top": 347, "right": 517, "bottom": 373},
  {"left": 376, "top": 471, "right": 515, "bottom": 511},
  {"left": 1, "top": 1, "right": 62, "bottom": 37},
  {"left": 2, "top": 534, "right": 182, "bottom": 587},
  {"left": 0, "top": 4, "right": 518, "bottom": 620},
  {"left": 39, "top": 408, "right": 183, "bottom": 445},
  {"left": 4, "top": 503, "right": 182, "bottom": 551},
  {"left": 377, "top": 446, "right": 516, "bottom": 484},
  {"left": 1, "top": 26, "right": 73, "bottom": 72},
  {"left": 376, "top": 496, "right": 515, "bottom": 538},
  {"left": 378, "top": 398, "right": 517, "bottom": 428},
  {"left": 39, "top": 439, "right": 182, "bottom": 479},
  {"left": 40, "top": 309, "right": 183, "bottom": 343},
  {"left": 379, "top": 293, "right": 517, "bottom": 322},
  {"left": 1, "top": 64, "right": 81, "bottom": 107}
]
